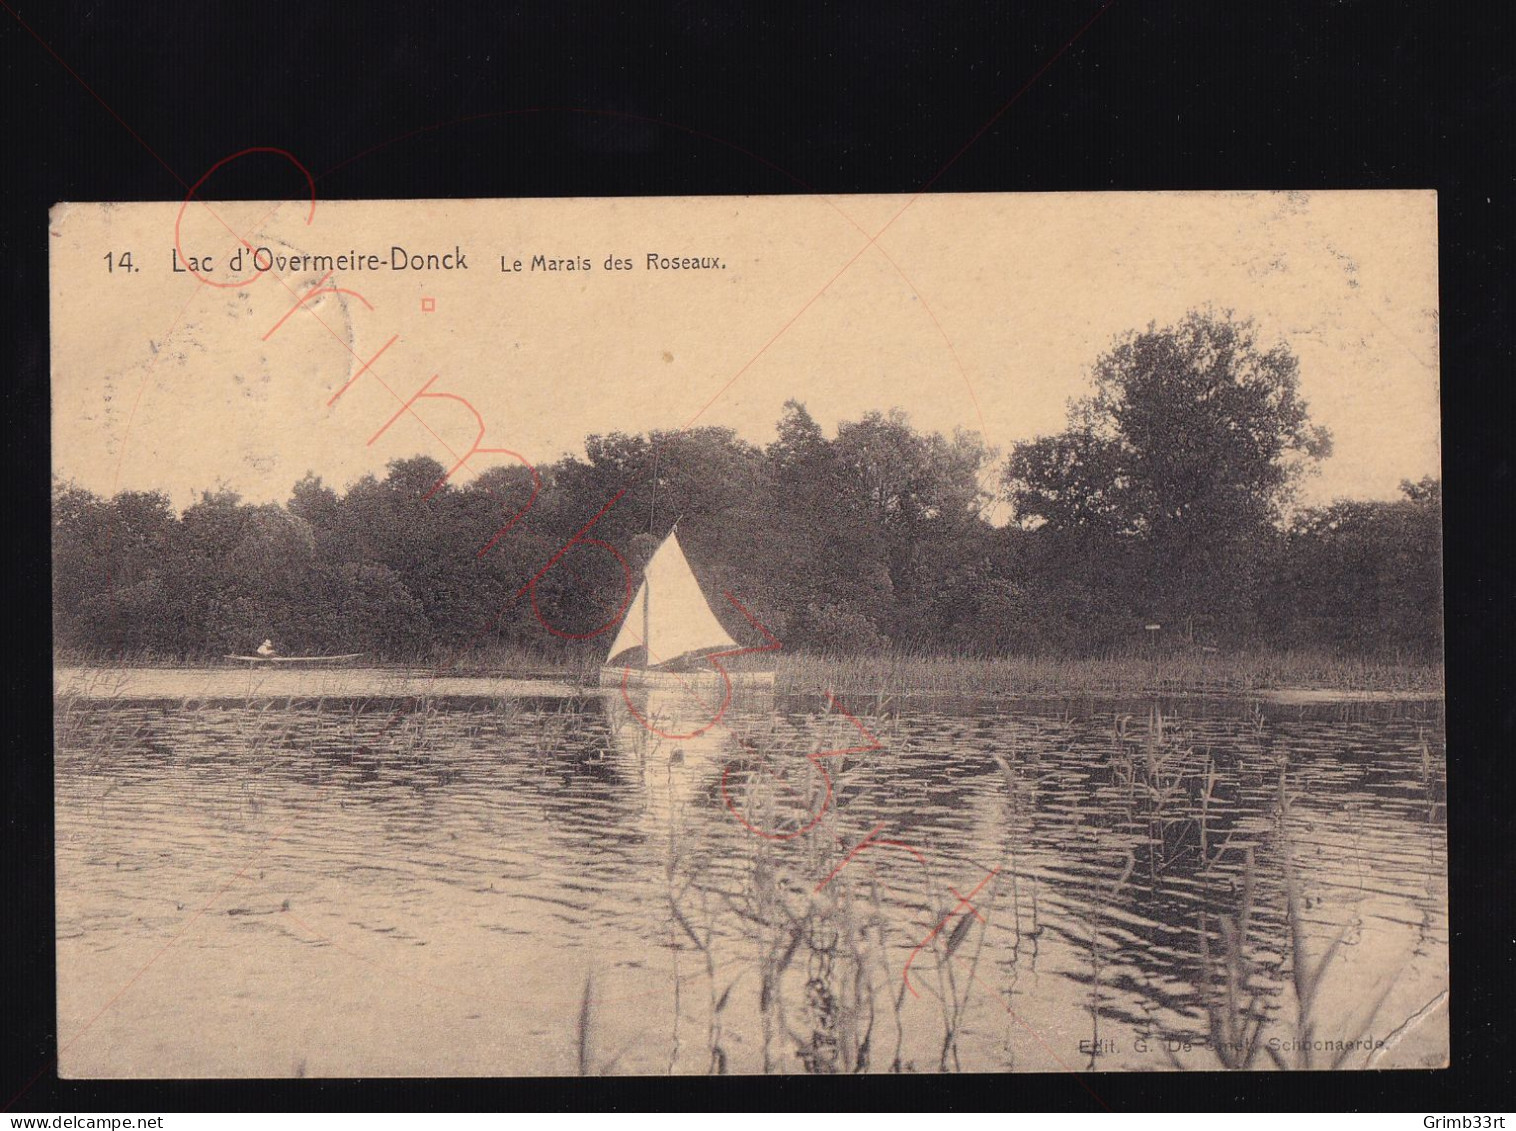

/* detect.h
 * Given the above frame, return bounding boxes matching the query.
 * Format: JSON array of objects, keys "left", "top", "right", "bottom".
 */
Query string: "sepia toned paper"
[{"left": 51, "top": 192, "right": 1445, "bottom": 1077}]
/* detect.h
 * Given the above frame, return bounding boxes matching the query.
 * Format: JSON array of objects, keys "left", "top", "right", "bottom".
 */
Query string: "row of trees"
[{"left": 53, "top": 311, "right": 1443, "bottom": 661}]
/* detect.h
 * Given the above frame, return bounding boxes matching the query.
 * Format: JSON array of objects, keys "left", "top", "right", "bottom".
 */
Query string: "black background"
[{"left": 3, "top": 0, "right": 1511, "bottom": 1113}]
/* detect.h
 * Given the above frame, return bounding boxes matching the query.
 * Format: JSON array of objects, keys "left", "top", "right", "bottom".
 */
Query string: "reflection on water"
[{"left": 55, "top": 674, "right": 1448, "bottom": 1076}]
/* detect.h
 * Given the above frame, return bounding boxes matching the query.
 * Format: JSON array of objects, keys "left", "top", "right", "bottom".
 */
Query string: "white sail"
[
  {"left": 605, "top": 531, "right": 737, "bottom": 667},
  {"left": 605, "top": 579, "right": 649, "bottom": 663}
]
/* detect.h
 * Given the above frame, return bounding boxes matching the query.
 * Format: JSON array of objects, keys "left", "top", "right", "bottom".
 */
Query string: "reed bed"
[
  {"left": 1165, "top": 721, "right": 1416, "bottom": 1070},
  {"left": 634, "top": 701, "right": 1017, "bottom": 1075},
  {"left": 56, "top": 643, "right": 1443, "bottom": 699},
  {"left": 776, "top": 649, "right": 1443, "bottom": 700}
]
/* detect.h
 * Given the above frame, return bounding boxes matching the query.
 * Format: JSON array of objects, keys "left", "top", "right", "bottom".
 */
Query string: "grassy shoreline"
[
  {"left": 775, "top": 650, "right": 1443, "bottom": 698},
  {"left": 55, "top": 647, "right": 1443, "bottom": 697}
]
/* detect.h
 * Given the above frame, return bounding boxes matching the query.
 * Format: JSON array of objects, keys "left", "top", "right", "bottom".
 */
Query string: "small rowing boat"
[{"left": 224, "top": 653, "right": 365, "bottom": 664}]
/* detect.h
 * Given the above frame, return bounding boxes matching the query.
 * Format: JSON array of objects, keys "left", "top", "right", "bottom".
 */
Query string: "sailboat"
[{"left": 598, "top": 528, "right": 775, "bottom": 689}]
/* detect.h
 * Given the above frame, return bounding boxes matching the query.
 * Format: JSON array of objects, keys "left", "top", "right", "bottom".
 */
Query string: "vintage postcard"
[{"left": 51, "top": 191, "right": 1445, "bottom": 1076}]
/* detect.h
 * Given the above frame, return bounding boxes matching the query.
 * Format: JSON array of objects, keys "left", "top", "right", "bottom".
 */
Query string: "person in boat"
[{"left": 256, "top": 638, "right": 276, "bottom": 657}]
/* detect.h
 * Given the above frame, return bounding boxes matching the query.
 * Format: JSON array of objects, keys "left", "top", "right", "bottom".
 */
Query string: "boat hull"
[
  {"left": 224, "top": 654, "right": 365, "bottom": 664},
  {"left": 598, "top": 666, "right": 775, "bottom": 690}
]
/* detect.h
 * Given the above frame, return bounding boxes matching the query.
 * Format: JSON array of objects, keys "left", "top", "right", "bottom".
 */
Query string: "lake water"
[{"left": 54, "top": 668, "right": 1448, "bottom": 1076}]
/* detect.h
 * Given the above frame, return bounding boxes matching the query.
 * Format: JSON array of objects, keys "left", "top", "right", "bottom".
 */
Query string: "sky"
[{"left": 51, "top": 191, "right": 1440, "bottom": 517}]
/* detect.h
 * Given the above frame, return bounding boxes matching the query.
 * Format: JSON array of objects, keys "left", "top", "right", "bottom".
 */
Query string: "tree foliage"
[
  {"left": 1258, "top": 477, "right": 1443, "bottom": 654},
  {"left": 1004, "top": 310, "right": 1336, "bottom": 634},
  {"left": 52, "top": 317, "right": 1441, "bottom": 661}
]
